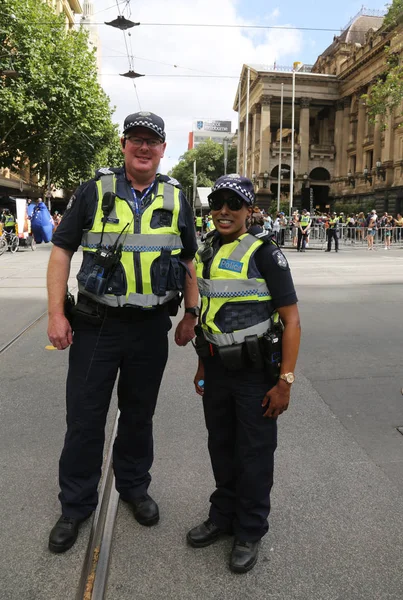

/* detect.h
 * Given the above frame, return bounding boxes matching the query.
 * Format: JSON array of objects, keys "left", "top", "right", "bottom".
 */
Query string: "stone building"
[{"left": 235, "top": 8, "right": 403, "bottom": 215}]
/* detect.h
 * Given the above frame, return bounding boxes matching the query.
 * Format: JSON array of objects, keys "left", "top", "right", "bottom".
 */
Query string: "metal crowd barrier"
[{"left": 273, "top": 225, "right": 403, "bottom": 249}]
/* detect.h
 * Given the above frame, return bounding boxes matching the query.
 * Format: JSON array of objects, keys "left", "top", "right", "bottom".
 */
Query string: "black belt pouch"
[
  {"left": 217, "top": 344, "right": 245, "bottom": 371},
  {"left": 244, "top": 334, "right": 264, "bottom": 369}
]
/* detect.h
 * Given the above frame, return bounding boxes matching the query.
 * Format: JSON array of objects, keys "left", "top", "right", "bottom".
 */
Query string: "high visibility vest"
[
  {"left": 300, "top": 215, "right": 310, "bottom": 227},
  {"left": 5, "top": 215, "right": 15, "bottom": 227},
  {"left": 329, "top": 217, "right": 338, "bottom": 228},
  {"left": 195, "top": 233, "right": 277, "bottom": 346},
  {"left": 78, "top": 173, "right": 183, "bottom": 308},
  {"left": 196, "top": 216, "right": 203, "bottom": 227}
]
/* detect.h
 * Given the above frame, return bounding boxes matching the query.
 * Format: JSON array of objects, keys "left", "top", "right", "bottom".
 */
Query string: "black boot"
[
  {"left": 124, "top": 494, "right": 159, "bottom": 526},
  {"left": 229, "top": 539, "right": 260, "bottom": 573},
  {"left": 187, "top": 518, "right": 226, "bottom": 548},
  {"left": 48, "top": 515, "right": 88, "bottom": 554}
]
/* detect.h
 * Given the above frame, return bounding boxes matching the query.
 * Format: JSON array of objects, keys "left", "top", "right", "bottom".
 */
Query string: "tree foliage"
[
  {"left": 384, "top": 0, "right": 403, "bottom": 28},
  {"left": 0, "top": 0, "right": 121, "bottom": 192},
  {"left": 168, "top": 139, "right": 237, "bottom": 192},
  {"left": 363, "top": 0, "right": 403, "bottom": 123}
]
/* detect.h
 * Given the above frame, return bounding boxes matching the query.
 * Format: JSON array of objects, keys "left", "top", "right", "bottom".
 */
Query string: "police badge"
[{"left": 272, "top": 249, "right": 288, "bottom": 270}]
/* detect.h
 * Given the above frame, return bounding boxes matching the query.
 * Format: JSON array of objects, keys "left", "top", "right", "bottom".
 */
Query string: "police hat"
[
  {"left": 208, "top": 174, "right": 255, "bottom": 206},
  {"left": 123, "top": 111, "right": 166, "bottom": 141}
]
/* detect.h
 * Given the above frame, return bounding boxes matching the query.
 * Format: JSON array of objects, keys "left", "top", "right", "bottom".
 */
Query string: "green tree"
[
  {"left": 363, "top": 0, "right": 403, "bottom": 123},
  {"left": 169, "top": 139, "right": 237, "bottom": 191},
  {"left": 0, "top": 0, "right": 121, "bottom": 192}
]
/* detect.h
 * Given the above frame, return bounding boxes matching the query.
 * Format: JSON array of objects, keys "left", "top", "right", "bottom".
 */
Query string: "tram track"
[
  {"left": 0, "top": 292, "right": 119, "bottom": 599},
  {"left": 0, "top": 309, "right": 48, "bottom": 355},
  {"left": 76, "top": 412, "right": 119, "bottom": 600}
]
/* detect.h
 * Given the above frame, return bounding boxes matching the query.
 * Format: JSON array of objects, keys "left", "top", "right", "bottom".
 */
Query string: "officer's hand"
[
  {"left": 47, "top": 314, "right": 73, "bottom": 350},
  {"left": 262, "top": 380, "right": 291, "bottom": 418},
  {"left": 174, "top": 315, "right": 197, "bottom": 346},
  {"left": 194, "top": 363, "right": 205, "bottom": 396}
]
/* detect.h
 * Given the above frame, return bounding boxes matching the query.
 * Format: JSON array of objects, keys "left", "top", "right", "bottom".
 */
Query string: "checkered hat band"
[
  {"left": 212, "top": 181, "right": 253, "bottom": 201},
  {"left": 125, "top": 120, "right": 164, "bottom": 136}
]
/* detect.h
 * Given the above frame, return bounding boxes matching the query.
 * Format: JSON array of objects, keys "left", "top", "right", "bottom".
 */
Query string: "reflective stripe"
[
  {"left": 101, "top": 174, "right": 114, "bottom": 195},
  {"left": 82, "top": 232, "right": 183, "bottom": 250},
  {"left": 198, "top": 278, "right": 269, "bottom": 298},
  {"left": 229, "top": 234, "right": 259, "bottom": 262},
  {"left": 203, "top": 319, "right": 271, "bottom": 346},
  {"left": 78, "top": 285, "right": 178, "bottom": 307},
  {"left": 162, "top": 183, "right": 175, "bottom": 211}
]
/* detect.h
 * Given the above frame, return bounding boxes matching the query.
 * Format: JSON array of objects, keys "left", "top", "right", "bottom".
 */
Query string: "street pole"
[
  {"left": 243, "top": 67, "right": 250, "bottom": 177},
  {"left": 193, "top": 160, "right": 197, "bottom": 213},
  {"left": 277, "top": 83, "right": 284, "bottom": 213},
  {"left": 223, "top": 137, "right": 229, "bottom": 175},
  {"left": 289, "top": 70, "right": 296, "bottom": 217},
  {"left": 46, "top": 143, "right": 52, "bottom": 212}
]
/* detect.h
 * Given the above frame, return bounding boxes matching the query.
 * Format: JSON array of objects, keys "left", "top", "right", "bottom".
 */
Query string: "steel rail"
[
  {"left": 75, "top": 411, "right": 120, "bottom": 600},
  {"left": 0, "top": 310, "right": 48, "bottom": 355}
]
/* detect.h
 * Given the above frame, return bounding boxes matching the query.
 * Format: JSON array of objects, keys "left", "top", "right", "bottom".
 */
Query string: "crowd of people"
[{"left": 196, "top": 207, "right": 403, "bottom": 251}]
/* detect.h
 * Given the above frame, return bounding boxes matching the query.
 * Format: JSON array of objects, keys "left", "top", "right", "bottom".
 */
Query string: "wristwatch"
[
  {"left": 185, "top": 306, "right": 200, "bottom": 317},
  {"left": 279, "top": 372, "right": 295, "bottom": 384}
]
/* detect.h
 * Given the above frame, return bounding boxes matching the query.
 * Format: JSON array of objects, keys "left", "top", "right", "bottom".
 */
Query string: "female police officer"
[{"left": 187, "top": 175, "right": 301, "bottom": 573}]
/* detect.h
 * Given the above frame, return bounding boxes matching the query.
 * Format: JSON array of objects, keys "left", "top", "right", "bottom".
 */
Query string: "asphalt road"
[{"left": 0, "top": 243, "right": 402, "bottom": 600}]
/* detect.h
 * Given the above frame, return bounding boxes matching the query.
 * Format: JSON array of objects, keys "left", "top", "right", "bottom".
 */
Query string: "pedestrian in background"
[
  {"left": 46, "top": 111, "right": 199, "bottom": 553},
  {"left": 325, "top": 212, "right": 339, "bottom": 252},
  {"left": 188, "top": 175, "right": 300, "bottom": 574},
  {"left": 297, "top": 209, "right": 311, "bottom": 252}
]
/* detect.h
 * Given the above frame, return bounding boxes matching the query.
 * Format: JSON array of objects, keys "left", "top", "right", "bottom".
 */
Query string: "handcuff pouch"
[{"left": 216, "top": 344, "right": 244, "bottom": 371}]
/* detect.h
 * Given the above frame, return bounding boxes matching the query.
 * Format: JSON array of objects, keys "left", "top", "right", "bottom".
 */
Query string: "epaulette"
[
  {"left": 158, "top": 174, "right": 183, "bottom": 189},
  {"left": 248, "top": 226, "right": 278, "bottom": 246},
  {"left": 94, "top": 167, "right": 120, "bottom": 180}
]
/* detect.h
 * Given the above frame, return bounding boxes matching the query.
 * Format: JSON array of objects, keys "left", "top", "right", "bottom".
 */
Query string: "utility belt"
[
  {"left": 71, "top": 293, "right": 170, "bottom": 324},
  {"left": 193, "top": 323, "right": 282, "bottom": 380}
]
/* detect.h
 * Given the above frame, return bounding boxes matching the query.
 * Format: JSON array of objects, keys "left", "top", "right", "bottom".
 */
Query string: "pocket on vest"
[{"left": 151, "top": 256, "right": 188, "bottom": 296}]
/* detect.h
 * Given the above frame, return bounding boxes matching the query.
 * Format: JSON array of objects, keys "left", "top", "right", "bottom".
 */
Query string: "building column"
[
  {"left": 334, "top": 100, "right": 344, "bottom": 177},
  {"left": 355, "top": 96, "right": 366, "bottom": 173},
  {"left": 299, "top": 98, "right": 310, "bottom": 175},
  {"left": 238, "top": 121, "right": 245, "bottom": 173},
  {"left": 251, "top": 104, "right": 261, "bottom": 176},
  {"left": 258, "top": 96, "right": 271, "bottom": 175},
  {"left": 373, "top": 115, "right": 382, "bottom": 164},
  {"left": 340, "top": 96, "right": 351, "bottom": 177}
]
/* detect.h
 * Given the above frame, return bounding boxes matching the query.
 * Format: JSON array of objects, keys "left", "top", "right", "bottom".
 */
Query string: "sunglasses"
[{"left": 208, "top": 194, "right": 245, "bottom": 211}]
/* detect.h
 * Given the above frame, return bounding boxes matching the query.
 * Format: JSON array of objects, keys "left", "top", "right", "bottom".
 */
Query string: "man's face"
[{"left": 121, "top": 126, "right": 166, "bottom": 180}]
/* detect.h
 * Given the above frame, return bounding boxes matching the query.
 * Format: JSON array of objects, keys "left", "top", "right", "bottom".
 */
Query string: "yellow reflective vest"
[
  {"left": 78, "top": 173, "right": 184, "bottom": 307},
  {"left": 195, "top": 233, "right": 277, "bottom": 346}
]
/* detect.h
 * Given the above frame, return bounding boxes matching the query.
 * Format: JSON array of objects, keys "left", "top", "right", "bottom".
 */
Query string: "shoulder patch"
[
  {"left": 272, "top": 249, "right": 288, "bottom": 270},
  {"left": 66, "top": 195, "right": 76, "bottom": 211}
]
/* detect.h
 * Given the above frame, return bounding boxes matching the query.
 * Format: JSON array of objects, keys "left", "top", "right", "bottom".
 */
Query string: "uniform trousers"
[
  {"left": 297, "top": 228, "right": 308, "bottom": 251},
  {"left": 59, "top": 306, "right": 171, "bottom": 519},
  {"left": 202, "top": 356, "right": 277, "bottom": 542},
  {"left": 327, "top": 228, "right": 339, "bottom": 251}
]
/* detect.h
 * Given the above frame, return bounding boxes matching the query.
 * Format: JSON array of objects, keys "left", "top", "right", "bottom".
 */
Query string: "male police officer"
[
  {"left": 47, "top": 111, "right": 199, "bottom": 553},
  {"left": 325, "top": 212, "right": 339, "bottom": 252},
  {"left": 297, "top": 208, "right": 311, "bottom": 252},
  {"left": 3, "top": 208, "right": 16, "bottom": 233},
  {"left": 189, "top": 175, "right": 300, "bottom": 573}
]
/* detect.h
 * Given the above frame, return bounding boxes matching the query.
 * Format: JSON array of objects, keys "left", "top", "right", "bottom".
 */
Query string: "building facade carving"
[{"left": 234, "top": 8, "right": 403, "bottom": 214}]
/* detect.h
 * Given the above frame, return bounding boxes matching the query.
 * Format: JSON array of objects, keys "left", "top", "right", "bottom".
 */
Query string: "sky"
[{"left": 85, "top": 0, "right": 389, "bottom": 172}]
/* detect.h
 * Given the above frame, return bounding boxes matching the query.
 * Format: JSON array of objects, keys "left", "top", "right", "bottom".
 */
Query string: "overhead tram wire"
[
  {"left": 111, "top": 0, "right": 142, "bottom": 109},
  {"left": 25, "top": 21, "right": 379, "bottom": 34}
]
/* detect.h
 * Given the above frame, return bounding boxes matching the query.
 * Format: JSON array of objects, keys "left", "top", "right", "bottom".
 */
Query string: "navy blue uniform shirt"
[{"left": 53, "top": 167, "right": 198, "bottom": 260}]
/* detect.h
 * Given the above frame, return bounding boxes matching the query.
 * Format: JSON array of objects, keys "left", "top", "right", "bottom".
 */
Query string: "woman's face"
[{"left": 210, "top": 190, "right": 252, "bottom": 243}]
